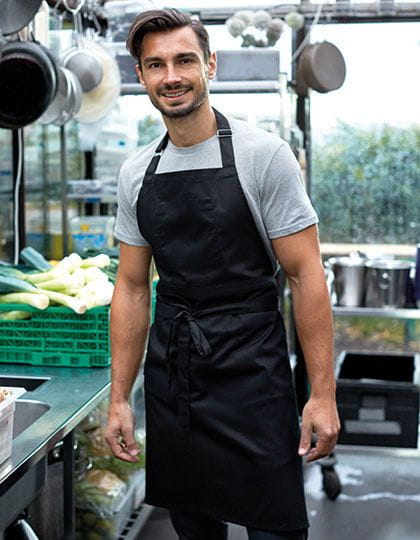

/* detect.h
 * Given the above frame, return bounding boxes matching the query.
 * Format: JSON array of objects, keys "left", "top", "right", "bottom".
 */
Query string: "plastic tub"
[
  {"left": 70, "top": 216, "right": 115, "bottom": 254},
  {"left": 0, "top": 387, "right": 26, "bottom": 465}
]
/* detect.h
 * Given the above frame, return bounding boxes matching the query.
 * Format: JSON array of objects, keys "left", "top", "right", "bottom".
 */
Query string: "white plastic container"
[
  {"left": 70, "top": 216, "right": 115, "bottom": 253},
  {"left": 0, "top": 387, "right": 26, "bottom": 465}
]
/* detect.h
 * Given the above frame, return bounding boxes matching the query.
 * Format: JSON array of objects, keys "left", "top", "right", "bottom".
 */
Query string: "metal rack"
[
  {"left": 333, "top": 306, "right": 420, "bottom": 320},
  {"left": 121, "top": 80, "right": 281, "bottom": 95}
]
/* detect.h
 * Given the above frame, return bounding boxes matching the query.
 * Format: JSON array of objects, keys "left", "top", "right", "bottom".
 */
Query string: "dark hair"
[{"left": 126, "top": 9, "right": 210, "bottom": 67}]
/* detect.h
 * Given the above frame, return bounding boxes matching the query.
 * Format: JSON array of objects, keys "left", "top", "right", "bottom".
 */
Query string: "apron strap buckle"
[{"left": 217, "top": 128, "right": 232, "bottom": 138}]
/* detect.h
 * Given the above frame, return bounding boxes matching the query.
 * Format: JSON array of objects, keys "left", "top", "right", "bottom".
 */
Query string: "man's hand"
[
  {"left": 105, "top": 401, "right": 141, "bottom": 462},
  {"left": 298, "top": 396, "right": 340, "bottom": 463}
]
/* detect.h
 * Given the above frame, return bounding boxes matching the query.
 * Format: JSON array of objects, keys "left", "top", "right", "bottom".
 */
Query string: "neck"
[{"left": 163, "top": 101, "right": 216, "bottom": 147}]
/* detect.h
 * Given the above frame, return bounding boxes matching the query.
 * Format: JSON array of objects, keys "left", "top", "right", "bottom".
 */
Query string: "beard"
[{"left": 149, "top": 80, "right": 209, "bottom": 119}]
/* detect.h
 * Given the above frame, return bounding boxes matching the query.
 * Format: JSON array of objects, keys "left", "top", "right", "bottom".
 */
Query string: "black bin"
[{"left": 336, "top": 351, "right": 420, "bottom": 448}]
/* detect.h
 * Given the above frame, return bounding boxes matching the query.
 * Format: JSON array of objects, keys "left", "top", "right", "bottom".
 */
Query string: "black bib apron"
[{"left": 136, "top": 109, "right": 308, "bottom": 532}]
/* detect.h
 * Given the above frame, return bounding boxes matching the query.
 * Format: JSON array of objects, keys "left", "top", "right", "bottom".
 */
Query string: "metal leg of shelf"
[
  {"left": 119, "top": 504, "right": 155, "bottom": 540},
  {"left": 63, "top": 431, "right": 75, "bottom": 540}
]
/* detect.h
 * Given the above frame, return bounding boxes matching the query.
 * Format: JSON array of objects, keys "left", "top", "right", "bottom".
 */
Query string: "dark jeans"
[{"left": 169, "top": 508, "right": 309, "bottom": 540}]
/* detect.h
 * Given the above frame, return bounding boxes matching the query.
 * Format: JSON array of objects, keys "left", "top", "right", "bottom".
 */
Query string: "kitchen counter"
[{"left": 0, "top": 364, "right": 111, "bottom": 496}]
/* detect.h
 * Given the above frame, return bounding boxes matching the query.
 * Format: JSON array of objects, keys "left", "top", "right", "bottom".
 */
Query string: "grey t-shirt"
[{"left": 114, "top": 115, "right": 318, "bottom": 272}]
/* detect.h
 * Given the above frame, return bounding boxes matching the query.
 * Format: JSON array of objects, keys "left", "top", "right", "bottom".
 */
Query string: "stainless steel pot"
[
  {"left": 327, "top": 256, "right": 367, "bottom": 307},
  {"left": 39, "top": 66, "right": 82, "bottom": 126},
  {"left": 365, "top": 260, "right": 414, "bottom": 308}
]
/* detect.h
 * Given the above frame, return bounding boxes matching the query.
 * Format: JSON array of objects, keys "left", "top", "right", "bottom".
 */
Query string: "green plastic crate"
[{"left": 0, "top": 304, "right": 110, "bottom": 368}]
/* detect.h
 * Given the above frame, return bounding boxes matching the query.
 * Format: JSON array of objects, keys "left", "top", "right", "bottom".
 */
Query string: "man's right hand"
[{"left": 105, "top": 401, "right": 141, "bottom": 462}]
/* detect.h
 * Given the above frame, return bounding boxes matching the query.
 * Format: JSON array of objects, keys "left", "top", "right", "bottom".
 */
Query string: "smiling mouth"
[{"left": 161, "top": 89, "right": 190, "bottom": 99}]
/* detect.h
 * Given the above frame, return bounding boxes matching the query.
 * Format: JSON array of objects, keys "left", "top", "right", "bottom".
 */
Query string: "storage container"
[
  {"left": 0, "top": 304, "right": 110, "bottom": 367},
  {"left": 70, "top": 216, "right": 115, "bottom": 254},
  {"left": 336, "top": 351, "right": 420, "bottom": 448},
  {"left": 216, "top": 49, "right": 280, "bottom": 81},
  {"left": 75, "top": 470, "right": 145, "bottom": 540},
  {"left": 0, "top": 387, "right": 26, "bottom": 465}
]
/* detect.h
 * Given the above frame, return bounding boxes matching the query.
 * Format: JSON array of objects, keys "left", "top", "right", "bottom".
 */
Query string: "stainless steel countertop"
[{"left": 0, "top": 364, "right": 111, "bottom": 495}]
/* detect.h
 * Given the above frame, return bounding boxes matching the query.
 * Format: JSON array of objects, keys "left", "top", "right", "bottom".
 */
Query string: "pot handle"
[{"left": 378, "top": 270, "right": 390, "bottom": 290}]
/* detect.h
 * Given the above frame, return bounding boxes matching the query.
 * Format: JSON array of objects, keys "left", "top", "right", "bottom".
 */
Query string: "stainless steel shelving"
[
  {"left": 121, "top": 80, "right": 281, "bottom": 95},
  {"left": 333, "top": 306, "right": 420, "bottom": 319}
]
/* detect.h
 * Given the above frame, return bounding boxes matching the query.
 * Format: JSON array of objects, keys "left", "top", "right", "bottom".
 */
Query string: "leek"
[
  {"left": 54, "top": 253, "right": 83, "bottom": 273},
  {"left": 0, "top": 293, "right": 49, "bottom": 310},
  {"left": 0, "top": 311, "right": 31, "bottom": 321},
  {"left": 24, "top": 267, "right": 69, "bottom": 285},
  {"left": 20, "top": 247, "right": 52, "bottom": 271},
  {"left": 82, "top": 267, "right": 109, "bottom": 283},
  {"left": 80, "top": 254, "right": 111, "bottom": 269},
  {"left": 0, "top": 275, "right": 41, "bottom": 294},
  {"left": 38, "top": 289, "right": 87, "bottom": 314}
]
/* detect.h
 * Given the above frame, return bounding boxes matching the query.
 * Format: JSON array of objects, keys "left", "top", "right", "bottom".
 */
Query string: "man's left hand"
[{"left": 298, "top": 396, "right": 340, "bottom": 463}]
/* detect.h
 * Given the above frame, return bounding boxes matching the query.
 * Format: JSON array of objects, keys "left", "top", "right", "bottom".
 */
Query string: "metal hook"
[{"left": 63, "top": 0, "right": 86, "bottom": 15}]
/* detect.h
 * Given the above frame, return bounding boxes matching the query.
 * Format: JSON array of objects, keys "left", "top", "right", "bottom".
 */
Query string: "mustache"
[{"left": 158, "top": 84, "right": 192, "bottom": 94}]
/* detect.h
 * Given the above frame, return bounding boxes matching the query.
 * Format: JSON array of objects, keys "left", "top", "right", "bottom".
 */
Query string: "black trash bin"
[{"left": 336, "top": 350, "right": 420, "bottom": 448}]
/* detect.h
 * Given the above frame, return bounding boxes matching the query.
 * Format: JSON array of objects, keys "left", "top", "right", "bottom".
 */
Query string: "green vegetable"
[
  {"left": 0, "top": 310, "right": 31, "bottom": 320},
  {"left": 24, "top": 267, "right": 69, "bottom": 284},
  {"left": 38, "top": 289, "right": 87, "bottom": 314},
  {"left": 0, "top": 275, "right": 40, "bottom": 294},
  {"left": 20, "top": 247, "right": 52, "bottom": 271},
  {"left": 80, "top": 254, "right": 111, "bottom": 269},
  {"left": 0, "top": 292, "right": 49, "bottom": 310}
]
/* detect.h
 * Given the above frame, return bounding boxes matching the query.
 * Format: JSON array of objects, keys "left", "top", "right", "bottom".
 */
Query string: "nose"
[{"left": 163, "top": 63, "right": 182, "bottom": 86}]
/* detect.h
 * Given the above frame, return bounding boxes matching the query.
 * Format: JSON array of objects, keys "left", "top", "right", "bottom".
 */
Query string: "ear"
[
  {"left": 208, "top": 51, "right": 217, "bottom": 80},
  {"left": 135, "top": 64, "right": 146, "bottom": 86}
]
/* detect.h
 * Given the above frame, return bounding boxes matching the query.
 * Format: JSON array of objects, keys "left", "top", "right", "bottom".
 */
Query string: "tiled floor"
[{"left": 137, "top": 449, "right": 420, "bottom": 540}]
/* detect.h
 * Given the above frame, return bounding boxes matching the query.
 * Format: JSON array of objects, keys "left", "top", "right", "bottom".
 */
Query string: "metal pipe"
[{"left": 60, "top": 125, "right": 69, "bottom": 256}]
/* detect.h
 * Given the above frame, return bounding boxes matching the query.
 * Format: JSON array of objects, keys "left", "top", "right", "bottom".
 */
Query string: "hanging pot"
[
  {"left": 76, "top": 38, "right": 121, "bottom": 124},
  {"left": 296, "top": 41, "right": 346, "bottom": 97},
  {"left": 60, "top": 45, "right": 103, "bottom": 92},
  {"left": 0, "top": 40, "right": 58, "bottom": 129},
  {"left": 0, "top": 0, "right": 42, "bottom": 36},
  {"left": 39, "top": 66, "right": 82, "bottom": 126}
]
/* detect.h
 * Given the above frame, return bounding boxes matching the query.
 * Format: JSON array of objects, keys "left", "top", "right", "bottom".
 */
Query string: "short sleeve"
[
  {"left": 114, "top": 167, "right": 150, "bottom": 247},
  {"left": 260, "top": 143, "right": 318, "bottom": 238}
]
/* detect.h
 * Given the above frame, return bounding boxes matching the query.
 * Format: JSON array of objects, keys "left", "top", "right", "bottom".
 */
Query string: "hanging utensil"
[
  {"left": 39, "top": 66, "right": 82, "bottom": 126},
  {"left": 60, "top": 0, "right": 103, "bottom": 92},
  {"left": 0, "top": 0, "right": 42, "bottom": 36},
  {"left": 0, "top": 40, "right": 58, "bottom": 129},
  {"left": 295, "top": 41, "right": 346, "bottom": 97}
]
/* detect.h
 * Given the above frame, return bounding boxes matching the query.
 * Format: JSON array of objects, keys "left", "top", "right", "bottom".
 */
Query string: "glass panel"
[
  {"left": 310, "top": 22, "right": 420, "bottom": 245},
  {"left": 24, "top": 121, "right": 83, "bottom": 260}
]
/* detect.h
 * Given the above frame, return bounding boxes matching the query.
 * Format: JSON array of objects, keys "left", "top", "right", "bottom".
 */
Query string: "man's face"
[{"left": 136, "top": 26, "right": 216, "bottom": 119}]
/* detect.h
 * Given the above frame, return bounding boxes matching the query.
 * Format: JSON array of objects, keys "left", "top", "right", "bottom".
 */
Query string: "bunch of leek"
[{"left": 0, "top": 250, "right": 114, "bottom": 314}]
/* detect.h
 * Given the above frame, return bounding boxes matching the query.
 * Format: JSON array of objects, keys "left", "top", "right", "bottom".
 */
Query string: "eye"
[
  {"left": 179, "top": 57, "right": 193, "bottom": 65},
  {"left": 148, "top": 62, "right": 162, "bottom": 69}
]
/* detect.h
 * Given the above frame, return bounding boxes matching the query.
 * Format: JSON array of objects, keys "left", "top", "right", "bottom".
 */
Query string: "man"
[{"left": 105, "top": 8, "right": 340, "bottom": 540}]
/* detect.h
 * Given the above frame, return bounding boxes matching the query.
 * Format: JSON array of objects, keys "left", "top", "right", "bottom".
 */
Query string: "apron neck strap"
[
  {"left": 213, "top": 108, "right": 234, "bottom": 168},
  {"left": 145, "top": 108, "right": 234, "bottom": 175}
]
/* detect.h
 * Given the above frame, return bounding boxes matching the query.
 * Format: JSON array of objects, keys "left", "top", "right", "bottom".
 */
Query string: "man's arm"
[
  {"left": 271, "top": 224, "right": 340, "bottom": 463},
  {"left": 105, "top": 242, "right": 152, "bottom": 462}
]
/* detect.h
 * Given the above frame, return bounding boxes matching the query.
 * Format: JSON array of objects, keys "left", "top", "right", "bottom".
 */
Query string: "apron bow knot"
[{"left": 164, "top": 308, "right": 212, "bottom": 428}]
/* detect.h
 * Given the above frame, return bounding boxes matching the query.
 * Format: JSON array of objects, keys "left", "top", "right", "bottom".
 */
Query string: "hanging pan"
[
  {"left": 295, "top": 41, "right": 346, "bottom": 97},
  {"left": 0, "top": 0, "right": 43, "bottom": 36},
  {"left": 0, "top": 40, "right": 58, "bottom": 129}
]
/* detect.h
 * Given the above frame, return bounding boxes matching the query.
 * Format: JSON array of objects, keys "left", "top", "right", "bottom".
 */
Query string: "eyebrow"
[{"left": 143, "top": 52, "right": 200, "bottom": 65}]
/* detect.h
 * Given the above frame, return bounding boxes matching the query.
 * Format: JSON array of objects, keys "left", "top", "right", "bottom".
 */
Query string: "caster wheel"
[{"left": 322, "top": 467, "right": 341, "bottom": 500}]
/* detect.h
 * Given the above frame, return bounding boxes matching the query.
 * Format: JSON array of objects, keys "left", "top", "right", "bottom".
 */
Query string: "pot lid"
[
  {"left": 328, "top": 256, "right": 366, "bottom": 267},
  {"left": 366, "top": 260, "right": 414, "bottom": 270},
  {"left": 295, "top": 41, "right": 346, "bottom": 97},
  {"left": 0, "top": 0, "right": 42, "bottom": 36}
]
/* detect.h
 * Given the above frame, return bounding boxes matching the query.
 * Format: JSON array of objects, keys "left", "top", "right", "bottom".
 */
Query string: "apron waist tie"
[{"left": 165, "top": 309, "right": 212, "bottom": 430}]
